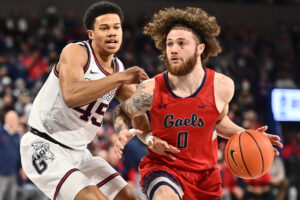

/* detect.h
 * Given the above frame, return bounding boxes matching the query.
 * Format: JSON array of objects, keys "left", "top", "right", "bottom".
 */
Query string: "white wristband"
[
  {"left": 119, "top": 129, "right": 136, "bottom": 137},
  {"left": 145, "top": 132, "right": 154, "bottom": 145},
  {"left": 129, "top": 129, "right": 136, "bottom": 136}
]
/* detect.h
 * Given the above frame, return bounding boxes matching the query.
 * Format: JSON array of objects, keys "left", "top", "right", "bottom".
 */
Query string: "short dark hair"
[{"left": 83, "top": 1, "right": 124, "bottom": 30}]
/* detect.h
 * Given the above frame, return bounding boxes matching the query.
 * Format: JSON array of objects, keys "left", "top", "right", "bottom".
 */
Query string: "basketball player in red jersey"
[{"left": 113, "top": 7, "right": 283, "bottom": 200}]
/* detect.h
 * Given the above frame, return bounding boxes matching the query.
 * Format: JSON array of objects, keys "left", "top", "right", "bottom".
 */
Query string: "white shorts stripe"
[{"left": 147, "top": 177, "right": 183, "bottom": 199}]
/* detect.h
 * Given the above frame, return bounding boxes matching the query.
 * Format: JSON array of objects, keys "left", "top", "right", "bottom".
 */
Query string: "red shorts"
[{"left": 139, "top": 157, "right": 222, "bottom": 200}]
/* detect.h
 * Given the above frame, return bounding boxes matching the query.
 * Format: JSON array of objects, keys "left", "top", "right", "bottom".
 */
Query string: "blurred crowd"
[{"left": 0, "top": 6, "right": 299, "bottom": 200}]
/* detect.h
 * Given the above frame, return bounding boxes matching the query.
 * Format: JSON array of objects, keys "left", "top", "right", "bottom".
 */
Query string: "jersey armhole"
[
  {"left": 78, "top": 41, "right": 91, "bottom": 73},
  {"left": 149, "top": 75, "right": 160, "bottom": 112},
  {"left": 211, "top": 70, "right": 221, "bottom": 115}
]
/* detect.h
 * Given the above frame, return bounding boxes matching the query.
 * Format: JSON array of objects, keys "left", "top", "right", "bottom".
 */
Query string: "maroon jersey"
[{"left": 147, "top": 67, "right": 220, "bottom": 171}]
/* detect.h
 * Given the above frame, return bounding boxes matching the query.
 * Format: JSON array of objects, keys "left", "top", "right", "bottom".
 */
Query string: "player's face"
[
  {"left": 166, "top": 29, "right": 199, "bottom": 76},
  {"left": 88, "top": 14, "right": 122, "bottom": 56}
]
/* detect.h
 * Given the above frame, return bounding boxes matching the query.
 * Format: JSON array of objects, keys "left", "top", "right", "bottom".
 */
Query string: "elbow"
[{"left": 62, "top": 94, "right": 77, "bottom": 108}]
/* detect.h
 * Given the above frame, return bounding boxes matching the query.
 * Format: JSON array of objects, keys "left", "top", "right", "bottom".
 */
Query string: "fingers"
[
  {"left": 271, "top": 140, "right": 283, "bottom": 148},
  {"left": 164, "top": 152, "right": 176, "bottom": 161},
  {"left": 267, "top": 134, "right": 283, "bottom": 148},
  {"left": 114, "top": 138, "right": 127, "bottom": 159},
  {"left": 169, "top": 145, "right": 180, "bottom": 153},
  {"left": 256, "top": 125, "right": 268, "bottom": 132},
  {"left": 164, "top": 143, "right": 180, "bottom": 153},
  {"left": 133, "top": 129, "right": 144, "bottom": 135},
  {"left": 131, "top": 67, "right": 149, "bottom": 83},
  {"left": 274, "top": 148, "right": 280, "bottom": 156},
  {"left": 148, "top": 142, "right": 153, "bottom": 149},
  {"left": 114, "top": 144, "right": 123, "bottom": 159}
]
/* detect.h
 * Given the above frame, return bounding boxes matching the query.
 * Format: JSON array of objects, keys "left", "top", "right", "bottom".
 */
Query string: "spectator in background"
[
  {"left": 282, "top": 132, "right": 300, "bottom": 200},
  {"left": 243, "top": 172, "right": 273, "bottom": 200},
  {"left": 218, "top": 141, "right": 244, "bottom": 200},
  {"left": 21, "top": 49, "right": 50, "bottom": 82},
  {"left": 0, "top": 110, "right": 21, "bottom": 200},
  {"left": 269, "top": 156, "right": 290, "bottom": 200},
  {"left": 242, "top": 109, "right": 262, "bottom": 130}
]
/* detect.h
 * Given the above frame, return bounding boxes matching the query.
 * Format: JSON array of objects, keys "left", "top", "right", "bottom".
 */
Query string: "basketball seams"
[
  {"left": 239, "top": 132, "right": 253, "bottom": 178},
  {"left": 245, "top": 130, "right": 265, "bottom": 176},
  {"left": 225, "top": 134, "right": 240, "bottom": 176},
  {"left": 225, "top": 129, "right": 274, "bottom": 179}
]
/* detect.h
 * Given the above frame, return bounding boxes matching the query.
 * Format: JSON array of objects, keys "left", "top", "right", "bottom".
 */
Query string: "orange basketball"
[{"left": 224, "top": 129, "right": 274, "bottom": 179}]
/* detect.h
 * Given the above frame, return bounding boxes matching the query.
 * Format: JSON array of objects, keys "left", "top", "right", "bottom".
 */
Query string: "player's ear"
[
  {"left": 197, "top": 43, "right": 205, "bottom": 56},
  {"left": 87, "top": 30, "right": 94, "bottom": 40}
]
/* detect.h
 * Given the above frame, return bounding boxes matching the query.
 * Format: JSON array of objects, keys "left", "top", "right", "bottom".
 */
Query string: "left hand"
[
  {"left": 148, "top": 136, "right": 180, "bottom": 160},
  {"left": 256, "top": 125, "right": 283, "bottom": 156},
  {"left": 114, "top": 129, "right": 143, "bottom": 159}
]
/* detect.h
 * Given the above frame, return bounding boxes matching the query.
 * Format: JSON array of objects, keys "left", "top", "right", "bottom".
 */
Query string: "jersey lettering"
[{"left": 163, "top": 113, "right": 205, "bottom": 128}]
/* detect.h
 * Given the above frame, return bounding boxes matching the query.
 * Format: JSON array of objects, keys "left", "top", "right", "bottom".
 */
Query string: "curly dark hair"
[
  {"left": 83, "top": 1, "right": 124, "bottom": 30},
  {"left": 144, "top": 7, "right": 222, "bottom": 61}
]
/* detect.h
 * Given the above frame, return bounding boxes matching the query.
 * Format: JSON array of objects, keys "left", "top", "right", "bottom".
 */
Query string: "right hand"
[
  {"left": 114, "top": 129, "right": 143, "bottom": 159},
  {"left": 148, "top": 136, "right": 180, "bottom": 161},
  {"left": 120, "top": 66, "right": 149, "bottom": 84}
]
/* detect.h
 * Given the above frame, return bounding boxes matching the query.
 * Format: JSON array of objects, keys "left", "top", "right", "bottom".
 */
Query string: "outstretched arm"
[
  {"left": 113, "top": 80, "right": 180, "bottom": 159},
  {"left": 58, "top": 43, "right": 148, "bottom": 107},
  {"left": 113, "top": 81, "right": 153, "bottom": 158},
  {"left": 214, "top": 73, "right": 282, "bottom": 155},
  {"left": 114, "top": 80, "right": 153, "bottom": 138}
]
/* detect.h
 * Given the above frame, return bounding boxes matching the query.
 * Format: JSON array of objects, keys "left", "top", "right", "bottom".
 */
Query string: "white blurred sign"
[{"left": 272, "top": 89, "right": 300, "bottom": 122}]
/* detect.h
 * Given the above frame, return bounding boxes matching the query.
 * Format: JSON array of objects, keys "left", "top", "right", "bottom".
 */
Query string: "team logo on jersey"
[
  {"left": 102, "top": 87, "right": 117, "bottom": 102},
  {"left": 90, "top": 69, "right": 100, "bottom": 74},
  {"left": 31, "top": 142, "right": 54, "bottom": 174},
  {"left": 163, "top": 113, "right": 205, "bottom": 128}
]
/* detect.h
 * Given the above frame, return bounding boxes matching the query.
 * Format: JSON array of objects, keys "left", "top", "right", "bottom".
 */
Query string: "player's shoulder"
[
  {"left": 59, "top": 42, "right": 88, "bottom": 64},
  {"left": 214, "top": 72, "right": 235, "bottom": 102},
  {"left": 138, "top": 78, "right": 155, "bottom": 94},
  {"left": 214, "top": 72, "right": 234, "bottom": 89},
  {"left": 61, "top": 43, "right": 88, "bottom": 58}
]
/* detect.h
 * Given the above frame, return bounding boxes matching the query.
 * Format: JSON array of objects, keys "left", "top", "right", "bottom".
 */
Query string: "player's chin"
[{"left": 105, "top": 48, "right": 120, "bottom": 55}]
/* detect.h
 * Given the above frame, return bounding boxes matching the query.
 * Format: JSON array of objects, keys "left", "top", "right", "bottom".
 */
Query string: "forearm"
[
  {"left": 61, "top": 73, "right": 125, "bottom": 107},
  {"left": 114, "top": 104, "right": 151, "bottom": 136},
  {"left": 132, "top": 114, "right": 151, "bottom": 142},
  {"left": 113, "top": 104, "right": 131, "bottom": 133},
  {"left": 216, "top": 115, "right": 245, "bottom": 139}
]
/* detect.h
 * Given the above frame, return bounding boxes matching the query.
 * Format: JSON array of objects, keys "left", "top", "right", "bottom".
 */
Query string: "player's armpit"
[{"left": 214, "top": 73, "right": 235, "bottom": 104}]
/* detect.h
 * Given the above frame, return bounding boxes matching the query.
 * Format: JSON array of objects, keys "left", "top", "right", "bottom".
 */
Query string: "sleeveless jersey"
[
  {"left": 147, "top": 67, "right": 220, "bottom": 171},
  {"left": 28, "top": 40, "right": 124, "bottom": 150}
]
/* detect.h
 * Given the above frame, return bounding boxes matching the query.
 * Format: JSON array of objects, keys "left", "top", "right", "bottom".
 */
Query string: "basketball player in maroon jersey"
[{"left": 113, "top": 7, "right": 283, "bottom": 200}]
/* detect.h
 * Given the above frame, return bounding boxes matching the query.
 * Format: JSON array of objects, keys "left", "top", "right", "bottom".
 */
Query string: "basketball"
[{"left": 224, "top": 129, "right": 274, "bottom": 179}]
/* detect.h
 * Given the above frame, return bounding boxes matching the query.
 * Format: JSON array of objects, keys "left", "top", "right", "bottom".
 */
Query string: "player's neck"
[
  {"left": 168, "top": 63, "right": 205, "bottom": 97},
  {"left": 92, "top": 42, "right": 115, "bottom": 72}
]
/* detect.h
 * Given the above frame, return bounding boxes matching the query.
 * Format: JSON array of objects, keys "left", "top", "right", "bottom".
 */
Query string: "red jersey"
[{"left": 147, "top": 67, "right": 220, "bottom": 171}]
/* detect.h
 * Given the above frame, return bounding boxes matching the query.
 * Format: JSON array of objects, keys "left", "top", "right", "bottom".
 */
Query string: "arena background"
[{"left": 0, "top": 0, "right": 299, "bottom": 200}]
